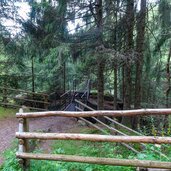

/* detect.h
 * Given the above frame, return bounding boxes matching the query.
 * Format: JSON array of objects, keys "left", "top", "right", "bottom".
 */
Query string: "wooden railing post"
[
  {"left": 18, "top": 108, "right": 24, "bottom": 169},
  {"left": 44, "top": 95, "right": 48, "bottom": 110},
  {"left": 18, "top": 108, "right": 30, "bottom": 170}
]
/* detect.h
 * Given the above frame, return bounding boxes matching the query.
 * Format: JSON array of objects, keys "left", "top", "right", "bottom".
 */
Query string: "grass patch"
[
  {"left": 48, "top": 127, "right": 136, "bottom": 171},
  {"left": 0, "top": 140, "right": 22, "bottom": 171},
  {"left": 1, "top": 126, "right": 171, "bottom": 171},
  {"left": 0, "top": 107, "right": 17, "bottom": 119}
]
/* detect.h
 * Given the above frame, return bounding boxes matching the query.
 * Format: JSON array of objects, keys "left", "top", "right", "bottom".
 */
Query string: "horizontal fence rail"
[
  {"left": 0, "top": 86, "right": 48, "bottom": 96},
  {"left": 16, "top": 108, "right": 171, "bottom": 170},
  {"left": 0, "top": 86, "right": 49, "bottom": 111},
  {"left": 16, "top": 132, "right": 171, "bottom": 144},
  {"left": 16, "top": 153, "right": 171, "bottom": 169},
  {"left": 16, "top": 108, "right": 171, "bottom": 118}
]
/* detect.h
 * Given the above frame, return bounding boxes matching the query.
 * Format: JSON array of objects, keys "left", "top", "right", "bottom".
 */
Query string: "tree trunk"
[
  {"left": 113, "top": 0, "right": 119, "bottom": 110},
  {"left": 114, "top": 66, "right": 118, "bottom": 110},
  {"left": 63, "top": 62, "right": 66, "bottom": 93},
  {"left": 95, "top": 0, "right": 104, "bottom": 110},
  {"left": 97, "top": 61, "right": 105, "bottom": 110},
  {"left": 164, "top": 41, "right": 171, "bottom": 128},
  {"left": 122, "top": 0, "right": 134, "bottom": 127},
  {"left": 124, "top": 0, "right": 134, "bottom": 110},
  {"left": 166, "top": 41, "right": 171, "bottom": 108},
  {"left": 134, "top": 0, "right": 147, "bottom": 129},
  {"left": 31, "top": 56, "right": 35, "bottom": 93}
]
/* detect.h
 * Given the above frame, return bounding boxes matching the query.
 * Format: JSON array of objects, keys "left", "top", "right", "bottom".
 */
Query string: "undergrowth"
[
  {"left": 1, "top": 127, "right": 171, "bottom": 171},
  {"left": 0, "top": 107, "right": 17, "bottom": 119}
]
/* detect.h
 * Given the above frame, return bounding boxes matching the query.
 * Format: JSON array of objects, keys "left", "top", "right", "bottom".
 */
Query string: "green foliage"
[
  {"left": 1, "top": 132, "right": 171, "bottom": 171},
  {"left": 0, "top": 107, "right": 16, "bottom": 119},
  {"left": 0, "top": 149, "right": 22, "bottom": 171}
]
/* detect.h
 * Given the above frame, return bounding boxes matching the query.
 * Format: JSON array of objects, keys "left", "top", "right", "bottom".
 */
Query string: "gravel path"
[{"left": 0, "top": 116, "right": 76, "bottom": 164}]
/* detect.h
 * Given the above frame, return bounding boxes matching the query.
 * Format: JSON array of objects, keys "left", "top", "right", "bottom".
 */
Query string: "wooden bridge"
[{"left": 0, "top": 79, "right": 91, "bottom": 111}]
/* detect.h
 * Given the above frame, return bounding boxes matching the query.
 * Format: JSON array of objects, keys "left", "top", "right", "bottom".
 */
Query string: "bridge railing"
[
  {"left": 60, "top": 90, "right": 72, "bottom": 110},
  {"left": 16, "top": 109, "right": 171, "bottom": 170},
  {"left": 0, "top": 86, "right": 49, "bottom": 110}
]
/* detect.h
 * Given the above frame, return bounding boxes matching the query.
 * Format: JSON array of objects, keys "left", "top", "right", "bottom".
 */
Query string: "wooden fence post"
[
  {"left": 18, "top": 108, "right": 30, "bottom": 170},
  {"left": 44, "top": 95, "right": 48, "bottom": 110}
]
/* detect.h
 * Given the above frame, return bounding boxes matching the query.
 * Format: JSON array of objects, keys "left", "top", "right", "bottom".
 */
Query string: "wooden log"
[
  {"left": 14, "top": 97, "right": 50, "bottom": 104},
  {"left": 75, "top": 101, "right": 141, "bottom": 135},
  {"left": 104, "top": 116, "right": 142, "bottom": 136},
  {"left": 75, "top": 105, "right": 167, "bottom": 158},
  {"left": 44, "top": 96, "right": 49, "bottom": 109},
  {"left": 16, "top": 152, "right": 171, "bottom": 169},
  {"left": 80, "top": 117, "right": 108, "bottom": 134},
  {"left": 76, "top": 107, "right": 139, "bottom": 154},
  {"left": 0, "top": 102, "right": 21, "bottom": 108},
  {"left": 88, "top": 108, "right": 168, "bottom": 157},
  {"left": 60, "top": 90, "right": 71, "bottom": 98},
  {"left": 0, "top": 102, "right": 47, "bottom": 111},
  {"left": 23, "top": 119, "right": 29, "bottom": 153},
  {"left": 92, "top": 113, "right": 167, "bottom": 158},
  {"left": 0, "top": 86, "right": 48, "bottom": 96},
  {"left": 91, "top": 116, "right": 126, "bottom": 135},
  {"left": 16, "top": 132, "right": 171, "bottom": 144},
  {"left": 18, "top": 108, "right": 30, "bottom": 170},
  {"left": 75, "top": 99, "right": 95, "bottom": 111},
  {"left": 18, "top": 117, "right": 24, "bottom": 152},
  {"left": 16, "top": 109, "right": 171, "bottom": 118},
  {"left": 18, "top": 109, "right": 24, "bottom": 169},
  {"left": 91, "top": 117, "right": 140, "bottom": 154},
  {"left": 23, "top": 117, "right": 30, "bottom": 169}
]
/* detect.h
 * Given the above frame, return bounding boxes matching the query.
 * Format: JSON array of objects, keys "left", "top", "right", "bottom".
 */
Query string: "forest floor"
[{"left": 0, "top": 114, "right": 76, "bottom": 165}]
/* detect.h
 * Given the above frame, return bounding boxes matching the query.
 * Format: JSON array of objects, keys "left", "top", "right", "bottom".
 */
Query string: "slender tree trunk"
[
  {"left": 63, "top": 62, "right": 66, "bottom": 93},
  {"left": 2, "top": 78, "right": 7, "bottom": 104},
  {"left": 58, "top": 0, "right": 67, "bottom": 41},
  {"left": 124, "top": 0, "right": 134, "bottom": 109},
  {"left": 166, "top": 41, "right": 171, "bottom": 108},
  {"left": 113, "top": 0, "right": 119, "bottom": 110},
  {"left": 164, "top": 41, "right": 171, "bottom": 128},
  {"left": 114, "top": 66, "right": 118, "bottom": 110},
  {"left": 97, "top": 61, "right": 104, "bottom": 110},
  {"left": 95, "top": 0, "right": 105, "bottom": 110},
  {"left": 122, "top": 0, "right": 134, "bottom": 127},
  {"left": 134, "top": 0, "right": 147, "bottom": 108},
  {"left": 134, "top": 0, "right": 147, "bottom": 129},
  {"left": 31, "top": 56, "right": 35, "bottom": 93}
]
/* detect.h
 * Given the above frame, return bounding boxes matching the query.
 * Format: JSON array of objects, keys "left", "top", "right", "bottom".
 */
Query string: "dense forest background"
[{"left": 0, "top": 0, "right": 171, "bottom": 112}]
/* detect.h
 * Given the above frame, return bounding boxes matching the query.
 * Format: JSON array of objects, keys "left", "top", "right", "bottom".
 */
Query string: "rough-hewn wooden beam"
[
  {"left": 16, "top": 132, "right": 171, "bottom": 144},
  {"left": 16, "top": 152, "right": 171, "bottom": 169},
  {"left": 16, "top": 109, "right": 171, "bottom": 118}
]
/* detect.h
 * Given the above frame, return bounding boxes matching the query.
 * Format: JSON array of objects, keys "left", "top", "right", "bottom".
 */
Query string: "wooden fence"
[
  {"left": 0, "top": 86, "right": 49, "bottom": 110},
  {"left": 16, "top": 109, "right": 171, "bottom": 170}
]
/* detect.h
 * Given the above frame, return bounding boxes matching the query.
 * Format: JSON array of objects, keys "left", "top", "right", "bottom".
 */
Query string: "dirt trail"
[{"left": 0, "top": 116, "right": 76, "bottom": 165}]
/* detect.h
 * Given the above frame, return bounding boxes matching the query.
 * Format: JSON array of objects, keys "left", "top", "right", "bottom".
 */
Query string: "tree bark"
[
  {"left": 134, "top": 0, "right": 147, "bottom": 129},
  {"left": 63, "top": 62, "right": 66, "bottom": 93},
  {"left": 166, "top": 41, "right": 171, "bottom": 108},
  {"left": 95, "top": 0, "right": 105, "bottom": 110},
  {"left": 114, "top": 66, "right": 118, "bottom": 110},
  {"left": 16, "top": 152, "right": 171, "bottom": 169},
  {"left": 123, "top": 0, "right": 134, "bottom": 110},
  {"left": 16, "top": 108, "right": 171, "bottom": 118},
  {"left": 164, "top": 41, "right": 171, "bottom": 128},
  {"left": 113, "top": 0, "right": 119, "bottom": 110},
  {"left": 31, "top": 56, "right": 35, "bottom": 93},
  {"left": 122, "top": 0, "right": 134, "bottom": 126},
  {"left": 97, "top": 60, "right": 105, "bottom": 110}
]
